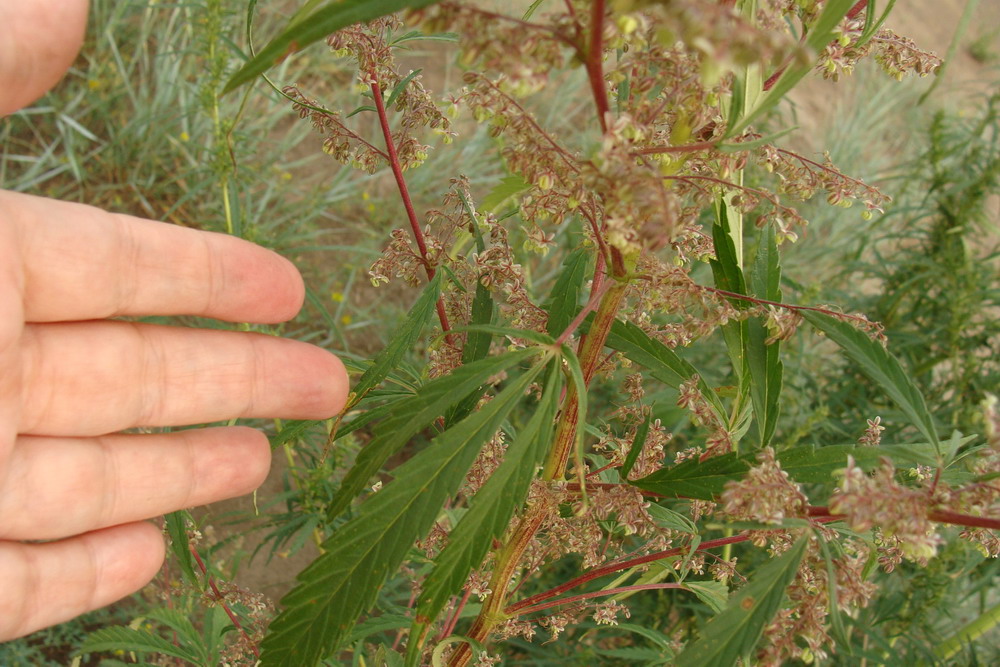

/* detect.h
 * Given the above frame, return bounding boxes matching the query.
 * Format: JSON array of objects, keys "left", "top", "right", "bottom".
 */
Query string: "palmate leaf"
[
  {"left": 801, "top": 310, "right": 941, "bottom": 456},
  {"left": 224, "top": 0, "right": 441, "bottom": 94},
  {"left": 326, "top": 347, "right": 540, "bottom": 521},
  {"left": 259, "top": 359, "right": 549, "bottom": 666},
  {"left": 413, "top": 361, "right": 561, "bottom": 631},
  {"left": 632, "top": 444, "right": 885, "bottom": 500},
  {"left": 675, "top": 537, "right": 807, "bottom": 667}
]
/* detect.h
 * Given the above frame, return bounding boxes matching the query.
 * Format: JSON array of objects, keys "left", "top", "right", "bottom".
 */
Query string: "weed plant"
[{"left": 4, "top": 1, "right": 1000, "bottom": 666}]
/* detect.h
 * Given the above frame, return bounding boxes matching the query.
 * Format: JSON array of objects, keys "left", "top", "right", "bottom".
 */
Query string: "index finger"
[{"left": 1, "top": 190, "right": 306, "bottom": 324}]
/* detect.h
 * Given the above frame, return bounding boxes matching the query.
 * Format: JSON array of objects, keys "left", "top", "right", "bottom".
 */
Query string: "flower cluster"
[
  {"left": 722, "top": 448, "right": 809, "bottom": 524},
  {"left": 830, "top": 457, "right": 942, "bottom": 563},
  {"left": 858, "top": 416, "right": 886, "bottom": 447},
  {"left": 819, "top": 16, "right": 941, "bottom": 83}
]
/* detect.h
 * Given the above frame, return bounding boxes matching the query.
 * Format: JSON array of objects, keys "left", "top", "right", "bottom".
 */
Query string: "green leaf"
[
  {"left": 225, "top": 0, "right": 441, "bottom": 94},
  {"left": 603, "top": 319, "right": 727, "bottom": 420},
  {"left": 80, "top": 626, "right": 202, "bottom": 664},
  {"left": 351, "top": 272, "right": 442, "bottom": 407},
  {"left": 344, "top": 104, "right": 378, "bottom": 118},
  {"left": 164, "top": 511, "right": 200, "bottom": 590},
  {"left": 675, "top": 538, "right": 808, "bottom": 667},
  {"left": 632, "top": 445, "right": 885, "bottom": 500},
  {"left": 260, "top": 360, "right": 548, "bottom": 666},
  {"left": 415, "top": 361, "right": 561, "bottom": 624},
  {"left": 327, "top": 347, "right": 541, "bottom": 521},
  {"left": 270, "top": 419, "right": 323, "bottom": 449},
  {"left": 725, "top": 0, "right": 856, "bottom": 137},
  {"left": 685, "top": 580, "right": 730, "bottom": 615},
  {"left": 544, "top": 248, "right": 590, "bottom": 338},
  {"left": 816, "top": 537, "right": 851, "bottom": 652},
  {"left": 801, "top": 310, "right": 941, "bottom": 455},
  {"left": 481, "top": 174, "right": 531, "bottom": 211},
  {"left": 646, "top": 503, "right": 698, "bottom": 534},
  {"left": 746, "top": 227, "right": 783, "bottom": 447},
  {"left": 451, "top": 323, "right": 555, "bottom": 347},
  {"left": 347, "top": 614, "right": 412, "bottom": 643},
  {"left": 447, "top": 276, "right": 496, "bottom": 425},
  {"left": 620, "top": 410, "right": 652, "bottom": 480},
  {"left": 711, "top": 204, "right": 750, "bottom": 385},
  {"left": 385, "top": 68, "right": 424, "bottom": 109},
  {"left": 144, "top": 607, "right": 210, "bottom": 660},
  {"left": 709, "top": 206, "right": 747, "bottom": 299},
  {"left": 462, "top": 278, "right": 495, "bottom": 365},
  {"left": 561, "top": 341, "right": 590, "bottom": 483}
]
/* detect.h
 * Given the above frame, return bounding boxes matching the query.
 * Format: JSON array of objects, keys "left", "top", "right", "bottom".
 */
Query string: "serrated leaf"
[
  {"left": 260, "top": 360, "right": 548, "bottom": 666},
  {"left": 164, "top": 511, "right": 199, "bottom": 590},
  {"left": 544, "top": 248, "right": 590, "bottom": 338},
  {"left": 144, "top": 607, "right": 208, "bottom": 655},
  {"left": 603, "top": 319, "right": 727, "bottom": 420},
  {"left": 462, "top": 279, "right": 495, "bottom": 365},
  {"left": 632, "top": 445, "right": 885, "bottom": 500},
  {"left": 80, "top": 626, "right": 202, "bottom": 663},
  {"left": 801, "top": 310, "right": 941, "bottom": 456},
  {"left": 747, "top": 227, "right": 783, "bottom": 446},
  {"left": 351, "top": 272, "right": 442, "bottom": 408},
  {"left": 481, "top": 174, "right": 531, "bottom": 212},
  {"left": 711, "top": 204, "right": 750, "bottom": 385},
  {"left": 327, "top": 347, "right": 540, "bottom": 521},
  {"left": 225, "top": 0, "right": 441, "bottom": 93},
  {"left": 415, "top": 361, "right": 560, "bottom": 624},
  {"left": 685, "top": 580, "right": 730, "bottom": 615},
  {"left": 447, "top": 277, "right": 496, "bottom": 425},
  {"left": 646, "top": 503, "right": 698, "bottom": 534},
  {"left": 675, "top": 538, "right": 808, "bottom": 667}
]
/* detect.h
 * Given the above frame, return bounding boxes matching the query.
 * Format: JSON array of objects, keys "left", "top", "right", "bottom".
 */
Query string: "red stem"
[
  {"left": 554, "top": 278, "right": 611, "bottom": 346},
  {"left": 698, "top": 285, "right": 880, "bottom": 328},
  {"left": 190, "top": 546, "right": 259, "bottom": 658},
  {"left": 370, "top": 78, "right": 455, "bottom": 342},
  {"left": 506, "top": 533, "right": 748, "bottom": 614},
  {"left": 585, "top": 0, "right": 610, "bottom": 133},
  {"left": 512, "top": 583, "right": 684, "bottom": 617},
  {"left": 440, "top": 587, "right": 473, "bottom": 640}
]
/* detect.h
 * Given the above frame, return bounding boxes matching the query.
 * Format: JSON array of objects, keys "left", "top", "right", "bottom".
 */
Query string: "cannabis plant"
[{"left": 154, "top": 0, "right": 1000, "bottom": 664}]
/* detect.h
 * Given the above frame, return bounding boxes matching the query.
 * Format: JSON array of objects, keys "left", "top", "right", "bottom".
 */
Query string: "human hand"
[{"left": 0, "top": 1, "right": 349, "bottom": 640}]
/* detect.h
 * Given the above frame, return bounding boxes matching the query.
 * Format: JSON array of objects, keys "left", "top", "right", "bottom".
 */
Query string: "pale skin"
[{"left": 0, "top": 0, "right": 349, "bottom": 640}]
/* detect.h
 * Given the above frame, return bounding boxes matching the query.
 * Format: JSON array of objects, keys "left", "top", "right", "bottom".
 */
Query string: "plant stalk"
[
  {"left": 447, "top": 279, "right": 627, "bottom": 667},
  {"left": 370, "top": 77, "right": 455, "bottom": 342}
]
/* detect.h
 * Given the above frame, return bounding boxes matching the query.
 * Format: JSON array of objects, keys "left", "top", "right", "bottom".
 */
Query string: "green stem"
[
  {"left": 447, "top": 279, "right": 628, "bottom": 667},
  {"left": 934, "top": 599, "right": 1000, "bottom": 663},
  {"left": 542, "top": 279, "right": 628, "bottom": 480}
]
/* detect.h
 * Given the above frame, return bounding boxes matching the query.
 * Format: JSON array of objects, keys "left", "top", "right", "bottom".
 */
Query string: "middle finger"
[{"left": 19, "top": 320, "right": 347, "bottom": 436}]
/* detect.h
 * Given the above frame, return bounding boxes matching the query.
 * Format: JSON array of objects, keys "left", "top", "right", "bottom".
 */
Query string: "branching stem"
[
  {"left": 369, "top": 76, "right": 455, "bottom": 343},
  {"left": 190, "top": 546, "right": 259, "bottom": 659}
]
